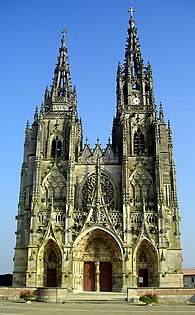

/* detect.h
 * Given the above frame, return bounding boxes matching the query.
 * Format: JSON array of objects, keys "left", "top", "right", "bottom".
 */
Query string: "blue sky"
[{"left": 0, "top": 0, "right": 195, "bottom": 274}]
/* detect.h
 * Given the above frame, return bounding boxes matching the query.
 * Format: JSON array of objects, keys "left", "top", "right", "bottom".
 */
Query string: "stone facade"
[{"left": 13, "top": 9, "right": 183, "bottom": 291}]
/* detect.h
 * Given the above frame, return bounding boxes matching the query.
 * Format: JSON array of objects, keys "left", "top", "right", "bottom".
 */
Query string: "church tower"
[{"left": 13, "top": 7, "right": 183, "bottom": 291}]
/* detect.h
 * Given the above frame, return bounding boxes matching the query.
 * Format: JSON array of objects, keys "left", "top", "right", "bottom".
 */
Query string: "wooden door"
[
  {"left": 100, "top": 262, "right": 112, "bottom": 292},
  {"left": 47, "top": 268, "right": 57, "bottom": 287},
  {"left": 83, "top": 262, "right": 95, "bottom": 291},
  {"left": 138, "top": 269, "right": 148, "bottom": 287}
]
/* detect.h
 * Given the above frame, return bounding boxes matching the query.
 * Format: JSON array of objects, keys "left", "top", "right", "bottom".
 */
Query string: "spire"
[
  {"left": 114, "top": 4, "right": 157, "bottom": 113},
  {"left": 125, "top": 4, "right": 143, "bottom": 82},
  {"left": 119, "top": 4, "right": 146, "bottom": 108},
  {"left": 44, "top": 28, "right": 76, "bottom": 112},
  {"left": 51, "top": 28, "right": 72, "bottom": 99}
]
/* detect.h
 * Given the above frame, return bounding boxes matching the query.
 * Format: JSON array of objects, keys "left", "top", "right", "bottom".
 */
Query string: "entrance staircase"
[{"left": 66, "top": 292, "right": 127, "bottom": 304}]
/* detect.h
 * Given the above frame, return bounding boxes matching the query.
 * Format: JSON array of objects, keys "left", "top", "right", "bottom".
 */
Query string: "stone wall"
[
  {"left": 1, "top": 286, "right": 195, "bottom": 304},
  {"left": 0, "top": 287, "right": 38, "bottom": 301},
  {"left": 38, "top": 288, "right": 67, "bottom": 303},
  {"left": 127, "top": 287, "right": 195, "bottom": 304},
  {"left": 0, "top": 287, "right": 67, "bottom": 303}
]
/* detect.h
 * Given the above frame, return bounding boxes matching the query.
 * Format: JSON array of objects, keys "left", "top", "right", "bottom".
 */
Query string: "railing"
[
  {"left": 130, "top": 212, "right": 157, "bottom": 224},
  {"left": 38, "top": 212, "right": 65, "bottom": 225}
]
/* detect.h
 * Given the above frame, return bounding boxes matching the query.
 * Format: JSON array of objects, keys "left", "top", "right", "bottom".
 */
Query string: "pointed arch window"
[
  {"left": 51, "top": 136, "right": 62, "bottom": 158},
  {"left": 134, "top": 128, "right": 145, "bottom": 154}
]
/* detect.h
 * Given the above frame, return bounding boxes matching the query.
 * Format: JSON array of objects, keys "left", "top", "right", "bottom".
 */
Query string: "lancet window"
[
  {"left": 41, "top": 170, "right": 66, "bottom": 210},
  {"left": 51, "top": 136, "right": 62, "bottom": 158},
  {"left": 129, "top": 168, "right": 154, "bottom": 208},
  {"left": 134, "top": 128, "right": 145, "bottom": 154}
]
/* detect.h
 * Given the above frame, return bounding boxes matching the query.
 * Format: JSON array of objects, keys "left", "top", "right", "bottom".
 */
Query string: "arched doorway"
[
  {"left": 43, "top": 240, "right": 62, "bottom": 287},
  {"left": 73, "top": 229, "right": 123, "bottom": 292},
  {"left": 135, "top": 239, "right": 158, "bottom": 287}
]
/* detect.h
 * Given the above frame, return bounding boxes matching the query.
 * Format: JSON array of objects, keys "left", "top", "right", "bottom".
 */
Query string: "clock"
[{"left": 133, "top": 97, "right": 140, "bottom": 105}]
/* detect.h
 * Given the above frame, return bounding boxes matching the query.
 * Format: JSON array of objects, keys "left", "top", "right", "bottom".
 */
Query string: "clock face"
[{"left": 133, "top": 97, "right": 140, "bottom": 105}]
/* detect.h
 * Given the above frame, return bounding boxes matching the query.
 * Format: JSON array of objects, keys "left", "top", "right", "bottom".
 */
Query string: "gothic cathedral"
[{"left": 13, "top": 8, "right": 183, "bottom": 291}]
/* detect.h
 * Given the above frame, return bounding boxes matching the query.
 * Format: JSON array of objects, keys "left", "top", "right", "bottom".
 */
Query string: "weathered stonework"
[{"left": 13, "top": 9, "right": 183, "bottom": 291}]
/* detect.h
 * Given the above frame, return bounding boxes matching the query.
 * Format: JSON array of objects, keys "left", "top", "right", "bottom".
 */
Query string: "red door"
[
  {"left": 83, "top": 262, "right": 95, "bottom": 291},
  {"left": 47, "top": 268, "right": 57, "bottom": 287},
  {"left": 100, "top": 262, "right": 112, "bottom": 292}
]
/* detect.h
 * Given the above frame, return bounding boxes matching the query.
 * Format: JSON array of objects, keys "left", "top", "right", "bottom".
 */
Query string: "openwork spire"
[
  {"left": 51, "top": 28, "right": 72, "bottom": 100},
  {"left": 44, "top": 28, "right": 76, "bottom": 112},
  {"left": 125, "top": 4, "right": 143, "bottom": 86},
  {"left": 115, "top": 3, "right": 156, "bottom": 114}
]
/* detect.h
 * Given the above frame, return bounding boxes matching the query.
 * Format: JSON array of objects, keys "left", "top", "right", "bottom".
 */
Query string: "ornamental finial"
[
  {"left": 61, "top": 27, "right": 67, "bottom": 37},
  {"left": 61, "top": 27, "right": 67, "bottom": 47}
]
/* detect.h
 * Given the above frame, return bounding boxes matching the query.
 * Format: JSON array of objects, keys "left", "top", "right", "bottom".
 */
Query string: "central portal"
[
  {"left": 74, "top": 229, "right": 122, "bottom": 292},
  {"left": 83, "top": 261, "right": 112, "bottom": 292}
]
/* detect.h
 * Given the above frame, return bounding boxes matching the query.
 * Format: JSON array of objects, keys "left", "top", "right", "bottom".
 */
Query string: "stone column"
[{"left": 95, "top": 261, "right": 100, "bottom": 292}]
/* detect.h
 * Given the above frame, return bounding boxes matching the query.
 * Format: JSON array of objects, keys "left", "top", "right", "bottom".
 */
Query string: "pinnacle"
[
  {"left": 25, "top": 120, "right": 30, "bottom": 131},
  {"left": 34, "top": 105, "right": 39, "bottom": 121},
  {"left": 168, "top": 120, "right": 173, "bottom": 142},
  {"left": 159, "top": 102, "right": 165, "bottom": 123},
  {"left": 61, "top": 27, "right": 67, "bottom": 48}
]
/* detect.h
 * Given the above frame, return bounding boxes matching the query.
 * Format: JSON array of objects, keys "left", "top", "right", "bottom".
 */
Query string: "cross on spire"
[{"left": 128, "top": 0, "right": 135, "bottom": 17}]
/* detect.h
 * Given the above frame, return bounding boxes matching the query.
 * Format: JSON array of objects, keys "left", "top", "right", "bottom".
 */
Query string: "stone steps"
[{"left": 66, "top": 292, "right": 127, "bottom": 304}]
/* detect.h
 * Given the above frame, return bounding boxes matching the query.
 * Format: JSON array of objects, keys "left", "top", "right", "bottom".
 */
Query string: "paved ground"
[{"left": 1, "top": 301, "right": 195, "bottom": 315}]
